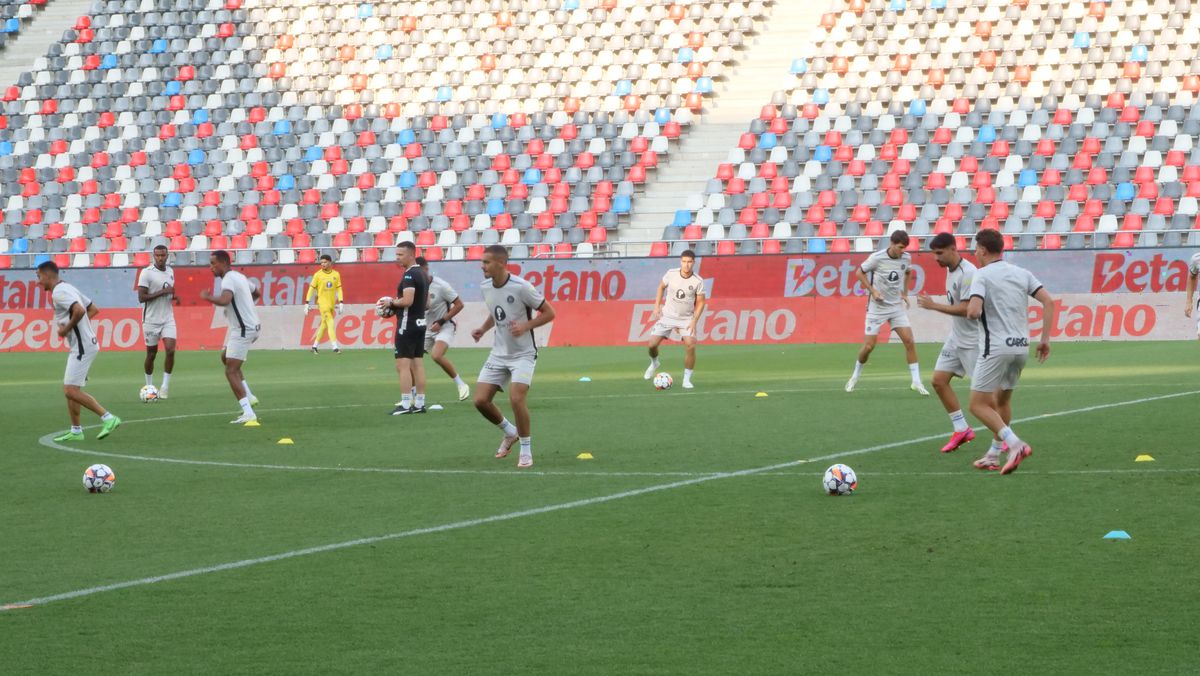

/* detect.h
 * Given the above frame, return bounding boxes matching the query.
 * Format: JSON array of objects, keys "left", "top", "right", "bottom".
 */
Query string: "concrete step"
[{"left": 0, "top": 0, "right": 93, "bottom": 87}]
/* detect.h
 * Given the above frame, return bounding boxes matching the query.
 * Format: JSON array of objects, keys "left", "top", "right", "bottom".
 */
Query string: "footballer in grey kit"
[
  {"left": 37, "top": 261, "right": 121, "bottom": 442},
  {"left": 137, "top": 244, "right": 177, "bottom": 398},
  {"left": 966, "top": 229, "right": 1057, "bottom": 475},
  {"left": 472, "top": 245, "right": 556, "bottom": 468},
  {"left": 419, "top": 257, "right": 470, "bottom": 401},
  {"left": 1185, "top": 251, "right": 1200, "bottom": 336},
  {"left": 201, "top": 250, "right": 262, "bottom": 425}
]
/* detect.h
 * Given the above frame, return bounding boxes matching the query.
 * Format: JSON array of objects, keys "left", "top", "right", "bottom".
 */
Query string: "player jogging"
[
  {"left": 644, "top": 249, "right": 705, "bottom": 389},
  {"left": 916, "top": 233, "right": 979, "bottom": 453},
  {"left": 137, "top": 244, "right": 177, "bottom": 398},
  {"left": 201, "top": 250, "right": 262, "bottom": 425},
  {"left": 37, "top": 261, "right": 121, "bottom": 441},
  {"left": 384, "top": 241, "right": 429, "bottom": 415},
  {"left": 1185, "top": 250, "right": 1200, "bottom": 337},
  {"left": 845, "top": 230, "right": 929, "bottom": 396},
  {"left": 472, "top": 245, "right": 556, "bottom": 468},
  {"left": 304, "top": 254, "right": 343, "bottom": 354},
  {"left": 419, "top": 256, "right": 470, "bottom": 401},
  {"left": 966, "top": 229, "right": 1057, "bottom": 475}
]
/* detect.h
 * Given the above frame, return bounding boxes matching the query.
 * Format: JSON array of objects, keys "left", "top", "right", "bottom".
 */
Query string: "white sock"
[
  {"left": 519, "top": 437, "right": 532, "bottom": 457},
  {"left": 312, "top": 342, "right": 319, "bottom": 348},
  {"left": 415, "top": 393, "right": 425, "bottom": 408},
  {"left": 238, "top": 397, "right": 254, "bottom": 416},
  {"left": 683, "top": 368, "right": 693, "bottom": 381},
  {"left": 71, "top": 425, "right": 83, "bottom": 434},
  {"left": 453, "top": 375, "right": 465, "bottom": 386},
  {"left": 497, "top": 418, "right": 518, "bottom": 437},
  {"left": 989, "top": 439, "right": 1004, "bottom": 457},
  {"left": 852, "top": 361, "right": 864, "bottom": 378},
  {"left": 649, "top": 357, "right": 660, "bottom": 368},
  {"left": 331, "top": 341, "right": 339, "bottom": 349},
  {"left": 999, "top": 426, "right": 1023, "bottom": 450},
  {"left": 144, "top": 373, "right": 153, "bottom": 386},
  {"left": 101, "top": 412, "right": 114, "bottom": 421},
  {"left": 161, "top": 373, "right": 171, "bottom": 388},
  {"left": 908, "top": 362, "right": 921, "bottom": 383},
  {"left": 242, "top": 380, "right": 253, "bottom": 399},
  {"left": 400, "top": 394, "right": 412, "bottom": 409},
  {"left": 948, "top": 410, "right": 969, "bottom": 433}
]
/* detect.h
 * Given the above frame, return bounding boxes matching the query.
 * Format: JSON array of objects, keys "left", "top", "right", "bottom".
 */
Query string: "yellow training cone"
[
  {"left": 243, "top": 420, "right": 261, "bottom": 427},
  {"left": 278, "top": 438, "right": 294, "bottom": 445},
  {"left": 1135, "top": 454, "right": 1155, "bottom": 462},
  {"left": 577, "top": 452, "right": 594, "bottom": 460},
  {"left": 755, "top": 392, "right": 769, "bottom": 398}
]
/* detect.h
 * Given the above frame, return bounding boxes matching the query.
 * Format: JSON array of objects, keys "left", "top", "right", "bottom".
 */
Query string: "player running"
[
  {"left": 419, "top": 256, "right": 470, "bottom": 401},
  {"left": 1185, "top": 250, "right": 1200, "bottom": 337},
  {"left": 845, "top": 230, "right": 929, "bottom": 396},
  {"left": 644, "top": 249, "right": 706, "bottom": 389},
  {"left": 916, "top": 233, "right": 979, "bottom": 453},
  {"left": 966, "top": 229, "right": 1057, "bottom": 475},
  {"left": 384, "top": 241, "right": 429, "bottom": 415},
  {"left": 200, "top": 250, "right": 262, "bottom": 425},
  {"left": 137, "top": 244, "right": 177, "bottom": 398},
  {"left": 37, "top": 261, "right": 121, "bottom": 441},
  {"left": 472, "top": 245, "right": 556, "bottom": 468},
  {"left": 304, "top": 254, "right": 343, "bottom": 354}
]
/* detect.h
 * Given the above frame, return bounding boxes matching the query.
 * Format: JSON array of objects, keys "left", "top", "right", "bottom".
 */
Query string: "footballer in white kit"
[
  {"left": 201, "top": 250, "right": 262, "bottom": 424},
  {"left": 419, "top": 257, "right": 470, "bottom": 401},
  {"left": 136, "top": 244, "right": 177, "bottom": 398},
  {"left": 472, "top": 245, "right": 556, "bottom": 468},
  {"left": 644, "top": 249, "right": 706, "bottom": 389},
  {"left": 846, "top": 230, "right": 928, "bottom": 395},
  {"left": 1185, "top": 251, "right": 1200, "bottom": 336},
  {"left": 966, "top": 229, "right": 1056, "bottom": 475},
  {"left": 36, "top": 261, "right": 121, "bottom": 441},
  {"left": 917, "top": 232, "right": 980, "bottom": 453}
]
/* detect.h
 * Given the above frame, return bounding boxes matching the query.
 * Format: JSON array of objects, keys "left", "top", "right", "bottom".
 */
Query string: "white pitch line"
[{"left": 7, "top": 388, "right": 1198, "bottom": 611}]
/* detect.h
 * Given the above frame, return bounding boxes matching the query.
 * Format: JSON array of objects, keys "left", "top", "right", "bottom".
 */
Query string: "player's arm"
[
  {"left": 304, "top": 275, "right": 317, "bottom": 310},
  {"left": 1033, "top": 287, "right": 1055, "bottom": 362},
  {"left": 200, "top": 288, "right": 234, "bottom": 306},
  {"left": 85, "top": 302, "right": 99, "bottom": 319},
  {"left": 1187, "top": 269, "right": 1197, "bottom": 318},
  {"left": 57, "top": 302, "right": 85, "bottom": 337},
  {"left": 855, "top": 266, "right": 882, "bottom": 302},
  {"left": 472, "top": 314, "right": 495, "bottom": 342},
  {"left": 435, "top": 297, "right": 464, "bottom": 329},
  {"left": 966, "top": 295, "right": 983, "bottom": 320},
  {"left": 335, "top": 272, "right": 343, "bottom": 304},
  {"left": 902, "top": 268, "right": 912, "bottom": 307},
  {"left": 512, "top": 300, "right": 555, "bottom": 337},
  {"left": 690, "top": 292, "right": 706, "bottom": 332},
  {"left": 651, "top": 280, "right": 666, "bottom": 320},
  {"left": 916, "top": 294, "right": 969, "bottom": 316},
  {"left": 390, "top": 286, "right": 416, "bottom": 309}
]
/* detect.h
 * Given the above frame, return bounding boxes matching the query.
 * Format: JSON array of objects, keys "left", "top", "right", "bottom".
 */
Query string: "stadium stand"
[{"left": 0, "top": 0, "right": 50, "bottom": 52}]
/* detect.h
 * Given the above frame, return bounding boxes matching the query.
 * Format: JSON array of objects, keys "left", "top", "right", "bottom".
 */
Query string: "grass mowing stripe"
[{"left": 8, "top": 387, "right": 1197, "bottom": 611}]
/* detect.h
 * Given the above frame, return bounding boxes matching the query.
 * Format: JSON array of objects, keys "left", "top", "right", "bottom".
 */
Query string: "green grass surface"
[{"left": 2, "top": 343, "right": 1198, "bottom": 674}]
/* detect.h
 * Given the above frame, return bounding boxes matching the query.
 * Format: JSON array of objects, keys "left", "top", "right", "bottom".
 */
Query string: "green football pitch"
[{"left": 2, "top": 342, "right": 1198, "bottom": 674}]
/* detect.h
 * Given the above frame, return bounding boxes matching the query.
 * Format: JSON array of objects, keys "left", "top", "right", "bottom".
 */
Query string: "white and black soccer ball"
[
  {"left": 375, "top": 296, "right": 395, "bottom": 317},
  {"left": 139, "top": 385, "right": 159, "bottom": 403},
  {"left": 822, "top": 463, "right": 857, "bottom": 496},
  {"left": 83, "top": 464, "right": 116, "bottom": 493},
  {"left": 653, "top": 372, "right": 673, "bottom": 390}
]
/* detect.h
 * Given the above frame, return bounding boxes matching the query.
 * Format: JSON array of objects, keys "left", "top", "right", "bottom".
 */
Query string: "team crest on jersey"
[
  {"left": 675, "top": 289, "right": 686, "bottom": 300},
  {"left": 325, "top": 281, "right": 332, "bottom": 288},
  {"left": 888, "top": 271, "right": 900, "bottom": 282},
  {"left": 506, "top": 295, "right": 515, "bottom": 303},
  {"left": 494, "top": 306, "right": 507, "bottom": 321}
]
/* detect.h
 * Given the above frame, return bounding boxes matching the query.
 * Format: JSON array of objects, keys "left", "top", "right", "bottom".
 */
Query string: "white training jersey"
[
  {"left": 861, "top": 249, "right": 911, "bottom": 310},
  {"left": 661, "top": 268, "right": 705, "bottom": 320},
  {"left": 218, "top": 270, "right": 261, "bottom": 337},
  {"left": 969, "top": 260, "right": 1043, "bottom": 357},
  {"left": 425, "top": 275, "right": 459, "bottom": 326},
  {"left": 137, "top": 264, "right": 175, "bottom": 325},
  {"left": 1190, "top": 253, "right": 1200, "bottom": 307},
  {"left": 944, "top": 258, "right": 979, "bottom": 349},
  {"left": 482, "top": 273, "right": 546, "bottom": 360},
  {"left": 52, "top": 281, "right": 98, "bottom": 356}
]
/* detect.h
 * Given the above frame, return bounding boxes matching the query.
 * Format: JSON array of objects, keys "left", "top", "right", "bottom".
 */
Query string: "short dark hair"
[
  {"left": 36, "top": 260, "right": 59, "bottom": 274},
  {"left": 928, "top": 232, "right": 957, "bottom": 250},
  {"left": 153, "top": 244, "right": 168, "bottom": 252},
  {"left": 483, "top": 244, "right": 508, "bottom": 260},
  {"left": 889, "top": 230, "right": 910, "bottom": 245},
  {"left": 397, "top": 241, "right": 416, "bottom": 253},
  {"left": 680, "top": 249, "right": 696, "bottom": 260},
  {"left": 415, "top": 256, "right": 428, "bottom": 267},
  {"left": 975, "top": 228, "right": 1004, "bottom": 254},
  {"left": 211, "top": 250, "right": 231, "bottom": 266},
  {"left": 319, "top": 254, "right": 332, "bottom": 263}
]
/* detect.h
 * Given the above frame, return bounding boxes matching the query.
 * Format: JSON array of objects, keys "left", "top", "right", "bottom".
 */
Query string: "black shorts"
[{"left": 394, "top": 328, "right": 427, "bottom": 359}]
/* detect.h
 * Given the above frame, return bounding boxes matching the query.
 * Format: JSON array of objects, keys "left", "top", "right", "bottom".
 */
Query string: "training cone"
[
  {"left": 1135, "top": 454, "right": 1155, "bottom": 462},
  {"left": 578, "top": 376, "right": 592, "bottom": 382},
  {"left": 755, "top": 392, "right": 769, "bottom": 397},
  {"left": 429, "top": 404, "right": 444, "bottom": 411},
  {"left": 244, "top": 420, "right": 261, "bottom": 427},
  {"left": 1102, "top": 530, "right": 1132, "bottom": 540},
  {"left": 277, "top": 438, "right": 294, "bottom": 445},
  {"left": 577, "top": 452, "right": 594, "bottom": 460}
]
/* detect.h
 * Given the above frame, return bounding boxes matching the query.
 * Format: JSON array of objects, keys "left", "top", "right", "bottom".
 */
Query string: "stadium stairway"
[
  {"left": 621, "top": 0, "right": 831, "bottom": 255},
  {"left": 0, "top": 0, "right": 92, "bottom": 87}
]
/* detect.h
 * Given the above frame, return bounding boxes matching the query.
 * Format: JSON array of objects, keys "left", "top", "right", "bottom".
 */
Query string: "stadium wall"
[{"left": 0, "top": 250, "right": 1192, "bottom": 352}]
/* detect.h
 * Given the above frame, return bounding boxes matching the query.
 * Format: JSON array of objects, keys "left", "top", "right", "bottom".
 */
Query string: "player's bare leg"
[
  {"left": 431, "top": 341, "right": 469, "bottom": 400},
  {"left": 933, "top": 370, "right": 973, "bottom": 452},
  {"left": 222, "top": 351, "right": 256, "bottom": 424},
  {"left": 409, "top": 358, "right": 427, "bottom": 412},
  {"left": 160, "top": 337, "right": 175, "bottom": 398},
  {"left": 969, "top": 388, "right": 1029, "bottom": 473},
  {"left": 846, "top": 334, "right": 877, "bottom": 392},
  {"left": 393, "top": 357, "right": 421, "bottom": 414},
  {"left": 645, "top": 334, "right": 665, "bottom": 379},
  {"left": 895, "top": 327, "right": 928, "bottom": 396},
  {"left": 144, "top": 344, "right": 158, "bottom": 386},
  {"left": 474, "top": 382, "right": 518, "bottom": 459},
  {"left": 682, "top": 336, "right": 697, "bottom": 389},
  {"left": 57, "top": 384, "right": 114, "bottom": 441},
  {"left": 508, "top": 383, "right": 534, "bottom": 468}
]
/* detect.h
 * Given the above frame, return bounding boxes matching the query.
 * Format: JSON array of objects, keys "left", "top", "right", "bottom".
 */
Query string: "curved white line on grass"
[{"left": 8, "top": 388, "right": 1198, "bottom": 611}]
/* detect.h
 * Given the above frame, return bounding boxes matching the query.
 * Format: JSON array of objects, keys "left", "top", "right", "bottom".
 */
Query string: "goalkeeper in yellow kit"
[{"left": 305, "top": 254, "right": 344, "bottom": 354}]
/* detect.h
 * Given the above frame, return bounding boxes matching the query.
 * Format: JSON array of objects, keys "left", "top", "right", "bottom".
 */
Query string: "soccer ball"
[
  {"left": 139, "top": 385, "right": 159, "bottom": 403},
  {"left": 83, "top": 464, "right": 116, "bottom": 493},
  {"left": 375, "top": 296, "right": 395, "bottom": 317},
  {"left": 823, "top": 463, "right": 857, "bottom": 496},
  {"left": 653, "top": 372, "right": 673, "bottom": 390}
]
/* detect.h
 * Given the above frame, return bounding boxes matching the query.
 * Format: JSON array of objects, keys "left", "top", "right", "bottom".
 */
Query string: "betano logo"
[
  {"left": 627, "top": 304, "right": 796, "bottom": 343},
  {"left": 783, "top": 258, "right": 928, "bottom": 298}
]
